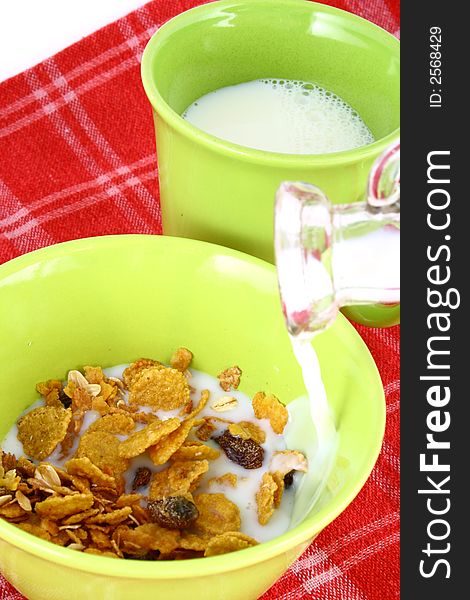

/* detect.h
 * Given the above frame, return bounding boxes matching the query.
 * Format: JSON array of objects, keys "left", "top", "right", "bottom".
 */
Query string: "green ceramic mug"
[{"left": 141, "top": 0, "right": 400, "bottom": 326}]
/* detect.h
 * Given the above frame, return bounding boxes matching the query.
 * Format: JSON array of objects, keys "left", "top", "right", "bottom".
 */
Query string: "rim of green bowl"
[
  {"left": 0, "top": 235, "right": 385, "bottom": 579},
  {"left": 141, "top": 0, "right": 400, "bottom": 169}
]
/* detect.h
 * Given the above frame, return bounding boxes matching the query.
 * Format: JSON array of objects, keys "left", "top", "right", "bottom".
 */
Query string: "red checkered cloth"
[{"left": 0, "top": 1, "right": 400, "bottom": 598}]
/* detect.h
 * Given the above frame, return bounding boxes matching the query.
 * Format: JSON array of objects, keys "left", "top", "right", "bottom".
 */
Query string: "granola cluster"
[{"left": 0, "top": 349, "right": 307, "bottom": 559}]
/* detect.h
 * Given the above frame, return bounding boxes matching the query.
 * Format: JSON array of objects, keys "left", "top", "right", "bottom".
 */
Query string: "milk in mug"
[{"left": 182, "top": 79, "right": 374, "bottom": 154}]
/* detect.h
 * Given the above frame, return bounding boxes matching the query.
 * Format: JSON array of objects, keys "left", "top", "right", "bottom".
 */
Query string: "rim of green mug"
[
  {"left": 0, "top": 234, "right": 385, "bottom": 579},
  {"left": 141, "top": 0, "right": 400, "bottom": 168}
]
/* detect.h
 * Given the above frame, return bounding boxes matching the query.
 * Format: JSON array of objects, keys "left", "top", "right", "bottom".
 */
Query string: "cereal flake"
[
  {"left": 128, "top": 366, "right": 190, "bottom": 411},
  {"left": 17, "top": 406, "right": 72, "bottom": 461},
  {"left": 147, "top": 419, "right": 194, "bottom": 466},
  {"left": 255, "top": 472, "right": 279, "bottom": 525},
  {"left": 217, "top": 366, "right": 242, "bottom": 392},
  {"left": 118, "top": 418, "right": 180, "bottom": 459},
  {"left": 252, "top": 392, "right": 288, "bottom": 434},
  {"left": 170, "top": 348, "right": 193, "bottom": 372},
  {"left": 191, "top": 493, "right": 240, "bottom": 536},
  {"left": 204, "top": 531, "right": 258, "bottom": 556},
  {"left": 35, "top": 493, "right": 94, "bottom": 520}
]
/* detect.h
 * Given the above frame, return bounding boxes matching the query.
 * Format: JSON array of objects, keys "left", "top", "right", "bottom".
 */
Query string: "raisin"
[
  {"left": 148, "top": 496, "right": 199, "bottom": 529},
  {"left": 216, "top": 430, "right": 264, "bottom": 469},
  {"left": 283, "top": 470, "right": 295, "bottom": 489},
  {"left": 132, "top": 467, "right": 152, "bottom": 490},
  {"left": 58, "top": 388, "right": 72, "bottom": 409}
]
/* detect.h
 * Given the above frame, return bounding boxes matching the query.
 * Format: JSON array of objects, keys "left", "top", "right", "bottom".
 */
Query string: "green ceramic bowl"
[{"left": 0, "top": 235, "right": 385, "bottom": 600}]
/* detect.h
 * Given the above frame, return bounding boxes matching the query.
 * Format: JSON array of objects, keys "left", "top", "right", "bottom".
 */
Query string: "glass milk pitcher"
[{"left": 275, "top": 141, "right": 400, "bottom": 338}]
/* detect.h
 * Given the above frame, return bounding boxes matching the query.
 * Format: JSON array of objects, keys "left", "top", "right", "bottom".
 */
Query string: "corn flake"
[
  {"left": 16, "top": 522, "right": 52, "bottom": 541},
  {"left": 0, "top": 467, "right": 20, "bottom": 492},
  {"left": 217, "top": 366, "right": 242, "bottom": 392},
  {"left": 122, "top": 358, "right": 164, "bottom": 389},
  {"left": 91, "top": 397, "right": 111, "bottom": 416},
  {"left": 148, "top": 460, "right": 209, "bottom": 500},
  {"left": 271, "top": 471, "right": 284, "bottom": 508},
  {"left": 148, "top": 469, "right": 173, "bottom": 500},
  {"left": 129, "top": 366, "right": 190, "bottom": 411},
  {"left": 0, "top": 451, "right": 17, "bottom": 472},
  {"left": 118, "top": 418, "right": 180, "bottom": 459},
  {"left": 147, "top": 419, "right": 194, "bottom": 466},
  {"left": 61, "top": 508, "right": 99, "bottom": 525},
  {"left": 179, "top": 532, "right": 210, "bottom": 551},
  {"left": 185, "top": 389, "right": 210, "bottom": 420},
  {"left": 252, "top": 392, "right": 288, "bottom": 434},
  {"left": 169, "top": 461, "right": 209, "bottom": 494},
  {"left": 86, "top": 413, "right": 135, "bottom": 436},
  {"left": 36, "top": 379, "right": 62, "bottom": 398},
  {"left": 17, "top": 406, "right": 72, "bottom": 461},
  {"left": 208, "top": 473, "right": 238, "bottom": 488},
  {"left": 115, "top": 494, "right": 142, "bottom": 508},
  {"left": 83, "top": 366, "right": 105, "bottom": 384},
  {"left": 70, "top": 475, "right": 91, "bottom": 494},
  {"left": 98, "top": 379, "right": 119, "bottom": 403},
  {"left": 191, "top": 493, "right": 240, "bottom": 536},
  {"left": 195, "top": 420, "right": 217, "bottom": 441},
  {"left": 71, "top": 387, "right": 93, "bottom": 414},
  {"left": 76, "top": 432, "right": 129, "bottom": 478},
  {"left": 86, "top": 506, "right": 132, "bottom": 525},
  {"left": 228, "top": 421, "right": 266, "bottom": 444},
  {"left": 118, "top": 523, "right": 180, "bottom": 554},
  {"left": 35, "top": 493, "right": 94, "bottom": 520},
  {"left": 171, "top": 441, "right": 220, "bottom": 462},
  {"left": 170, "top": 348, "right": 193, "bottom": 372},
  {"left": 89, "top": 528, "right": 113, "bottom": 549},
  {"left": 255, "top": 472, "right": 278, "bottom": 525},
  {"left": 65, "top": 457, "right": 116, "bottom": 488},
  {"left": 204, "top": 531, "right": 258, "bottom": 557}
]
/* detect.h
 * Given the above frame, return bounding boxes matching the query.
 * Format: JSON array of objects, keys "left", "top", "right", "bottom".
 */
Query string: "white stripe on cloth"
[
  {"left": 293, "top": 511, "right": 400, "bottom": 572},
  {"left": 346, "top": 0, "right": 396, "bottom": 30},
  {"left": 384, "top": 380, "right": 400, "bottom": 397},
  {"left": 0, "top": 155, "right": 155, "bottom": 230},
  {"left": 1, "top": 48, "right": 148, "bottom": 140},
  {"left": 23, "top": 70, "right": 153, "bottom": 231},
  {"left": 302, "top": 531, "right": 400, "bottom": 592},
  {"left": 43, "top": 58, "right": 160, "bottom": 220},
  {"left": 371, "top": 466, "right": 399, "bottom": 500},
  {"left": 381, "top": 441, "right": 400, "bottom": 473},
  {"left": 0, "top": 20, "right": 157, "bottom": 120},
  {"left": 0, "top": 179, "right": 55, "bottom": 253},
  {"left": 1, "top": 171, "right": 156, "bottom": 240}
]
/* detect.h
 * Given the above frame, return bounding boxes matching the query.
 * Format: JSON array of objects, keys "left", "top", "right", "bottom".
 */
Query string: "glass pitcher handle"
[{"left": 367, "top": 141, "right": 400, "bottom": 208}]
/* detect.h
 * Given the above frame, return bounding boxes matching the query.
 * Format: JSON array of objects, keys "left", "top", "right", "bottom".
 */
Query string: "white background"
[{"left": 0, "top": 0, "right": 148, "bottom": 82}]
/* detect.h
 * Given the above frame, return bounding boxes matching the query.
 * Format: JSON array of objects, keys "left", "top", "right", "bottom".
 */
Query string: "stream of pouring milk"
[{"left": 286, "top": 336, "right": 339, "bottom": 527}]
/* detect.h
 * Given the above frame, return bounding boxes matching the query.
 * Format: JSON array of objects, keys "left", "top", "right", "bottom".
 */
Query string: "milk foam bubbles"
[{"left": 182, "top": 79, "right": 374, "bottom": 154}]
